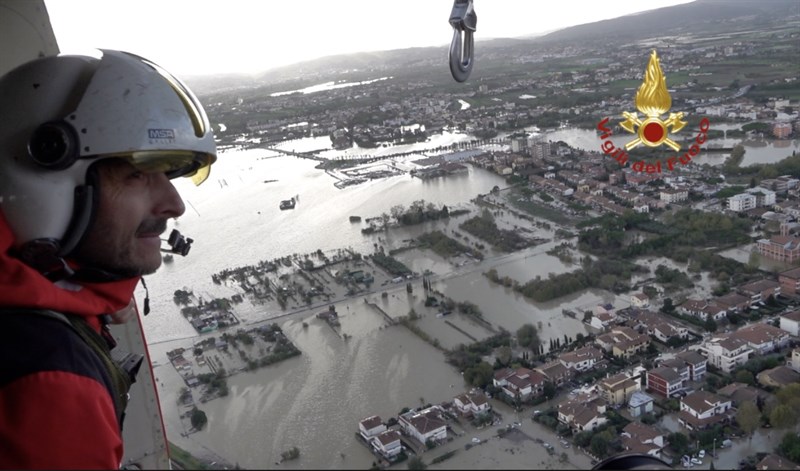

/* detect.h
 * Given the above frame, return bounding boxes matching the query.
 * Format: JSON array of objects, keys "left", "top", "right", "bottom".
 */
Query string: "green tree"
[
  {"left": 464, "top": 361, "right": 494, "bottom": 388},
  {"left": 736, "top": 401, "right": 761, "bottom": 440},
  {"left": 516, "top": 323, "right": 541, "bottom": 351},
  {"left": 543, "top": 382, "right": 557, "bottom": 400},
  {"left": 407, "top": 456, "right": 427, "bottom": 470},
  {"left": 778, "top": 432, "right": 800, "bottom": 463},
  {"left": 662, "top": 298, "right": 675, "bottom": 314},
  {"left": 770, "top": 404, "right": 798, "bottom": 430},
  {"left": 496, "top": 346, "right": 513, "bottom": 366},
  {"left": 590, "top": 434, "right": 609, "bottom": 458},
  {"left": 190, "top": 407, "right": 208, "bottom": 430},
  {"left": 735, "top": 370, "right": 755, "bottom": 386},
  {"left": 704, "top": 317, "right": 718, "bottom": 333},
  {"left": 770, "top": 384, "right": 800, "bottom": 430},
  {"left": 668, "top": 432, "right": 690, "bottom": 456}
]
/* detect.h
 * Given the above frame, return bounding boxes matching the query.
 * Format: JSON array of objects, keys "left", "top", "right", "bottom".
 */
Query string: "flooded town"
[{"left": 125, "top": 2, "right": 800, "bottom": 470}]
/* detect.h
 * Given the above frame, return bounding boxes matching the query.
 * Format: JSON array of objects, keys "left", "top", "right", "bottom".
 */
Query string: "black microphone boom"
[{"left": 162, "top": 229, "right": 193, "bottom": 256}]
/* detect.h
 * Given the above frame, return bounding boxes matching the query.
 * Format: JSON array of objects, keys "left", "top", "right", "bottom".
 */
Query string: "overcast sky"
[{"left": 46, "top": 0, "right": 694, "bottom": 77}]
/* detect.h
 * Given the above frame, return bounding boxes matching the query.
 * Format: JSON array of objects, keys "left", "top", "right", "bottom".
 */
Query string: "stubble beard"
[{"left": 74, "top": 219, "right": 166, "bottom": 278}]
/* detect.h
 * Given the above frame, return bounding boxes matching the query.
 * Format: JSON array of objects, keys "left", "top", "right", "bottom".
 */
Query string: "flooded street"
[{"left": 152, "top": 295, "right": 465, "bottom": 469}]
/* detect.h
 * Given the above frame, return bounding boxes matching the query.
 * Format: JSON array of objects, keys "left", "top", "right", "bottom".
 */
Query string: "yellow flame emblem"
[{"left": 620, "top": 50, "right": 687, "bottom": 151}]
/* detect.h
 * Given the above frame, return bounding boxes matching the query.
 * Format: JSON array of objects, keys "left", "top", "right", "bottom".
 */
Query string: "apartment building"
[{"left": 694, "top": 337, "right": 753, "bottom": 373}]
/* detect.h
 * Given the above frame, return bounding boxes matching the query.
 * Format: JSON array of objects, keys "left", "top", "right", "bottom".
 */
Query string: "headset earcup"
[{"left": 28, "top": 121, "right": 79, "bottom": 169}]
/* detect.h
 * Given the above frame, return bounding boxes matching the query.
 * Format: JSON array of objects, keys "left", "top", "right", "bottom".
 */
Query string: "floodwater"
[
  {"left": 152, "top": 295, "right": 465, "bottom": 469},
  {"left": 138, "top": 148, "right": 507, "bottom": 343},
  {"left": 659, "top": 415, "right": 783, "bottom": 470}
]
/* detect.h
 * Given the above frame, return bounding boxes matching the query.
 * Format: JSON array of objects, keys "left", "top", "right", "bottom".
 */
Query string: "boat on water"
[
  {"left": 349, "top": 215, "right": 361, "bottom": 222},
  {"left": 280, "top": 197, "right": 296, "bottom": 210}
]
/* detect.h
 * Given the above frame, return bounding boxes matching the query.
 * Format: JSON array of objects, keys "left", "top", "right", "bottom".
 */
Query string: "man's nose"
[{"left": 153, "top": 173, "right": 186, "bottom": 218}]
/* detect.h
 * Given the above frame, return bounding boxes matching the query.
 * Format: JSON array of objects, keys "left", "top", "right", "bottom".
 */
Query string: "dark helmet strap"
[{"left": 58, "top": 164, "right": 101, "bottom": 258}]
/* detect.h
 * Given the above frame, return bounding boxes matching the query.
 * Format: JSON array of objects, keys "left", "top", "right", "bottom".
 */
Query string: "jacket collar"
[{"left": 0, "top": 211, "right": 139, "bottom": 319}]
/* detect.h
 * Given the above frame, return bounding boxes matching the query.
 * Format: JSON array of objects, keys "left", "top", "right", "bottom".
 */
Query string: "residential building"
[
  {"left": 747, "top": 186, "right": 777, "bottom": 207},
  {"left": 359, "top": 416, "right": 386, "bottom": 440},
  {"left": 630, "top": 292, "right": 651, "bottom": 308},
  {"left": 660, "top": 188, "right": 689, "bottom": 204},
  {"left": 678, "top": 391, "right": 732, "bottom": 430},
  {"left": 590, "top": 304, "right": 618, "bottom": 330},
  {"left": 694, "top": 336, "right": 753, "bottom": 373},
  {"left": 780, "top": 310, "right": 800, "bottom": 336},
  {"left": 678, "top": 299, "right": 727, "bottom": 321},
  {"left": 651, "top": 321, "right": 689, "bottom": 343},
  {"left": 739, "top": 279, "right": 781, "bottom": 304},
  {"left": 755, "top": 453, "right": 800, "bottom": 470},
  {"left": 598, "top": 373, "right": 641, "bottom": 406},
  {"left": 714, "top": 292, "right": 752, "bottom": 313},
  {"left": 728, "top": 193, "right": 757, "bottom": 212},
  {"left": 371, "top": 430, "right": 402, "bottom": 459},
  {"left": 779, "top": 267, "right": 800, "bottom": 296},
  {"left": 627, "top": 311, "right": 689, "bottom": 343},
  {"left": 658, "top": 358, "right": 690, "bottom": 384},
  {"left": 595, "top": 326, "right": 650, "bottom": 358},
  {"left": 646, "top": 367, "right": 684, "bottom": 398},
  {"left": 621, "top": 422, "right": 665, "bottom": 458},
  {"left": 557, "top": 394, "right": 608, "bottom": 432},
  {"left": 590, "top": 310, "right": 617, "bottom": 330},
  {"left": 628, "top": 391, "right": 655, "bottom": 418},
  {"left": 791, "top": 348, "right": 800, "bottom": 373},
  {"left": 558, "top": 346, "right": 604, "bottom": 372},
  {"left": 757, "top": 365, "right": 800, "bottom": 388},
  {"left": 493, "top": 367, "right": 546, "bottom": 401},
  {"left": 595, "top": 326, "right": 636, "bottom": 351},
  {"left": 773, "top": 122, "right": 793, "bottom": 139},
  {"left": 757, "top": 235, "right": 800, "bottom": 263},
  {"left": 716, "top": 382, "right": 768, "bottom": 408},
  {"left": 676, "top": 350, "right": 708, "bottom": 382},
  {"left": 534, "top": 361, "right": 572, "bottom": 386},
  {"left": 398, "top": 407, "right": 447, "bottom": 444},
  {"left": 453, "top": 390, "right": 491, "bottom": 417},
  {"left": 730, "top": 323, "right": 790, "bottom": 355}
]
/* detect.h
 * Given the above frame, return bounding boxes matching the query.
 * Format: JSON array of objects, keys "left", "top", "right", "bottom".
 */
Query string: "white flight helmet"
[{"left": 0, "top": 49, "right": 216, "bottom": 273}]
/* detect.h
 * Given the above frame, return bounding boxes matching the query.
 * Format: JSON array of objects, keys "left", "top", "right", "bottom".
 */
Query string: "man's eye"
[{"left": 129, "top": 171, "right": 145, "bottom": 179}]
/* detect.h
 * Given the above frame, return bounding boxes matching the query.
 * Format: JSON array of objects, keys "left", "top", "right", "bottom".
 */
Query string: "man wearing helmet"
[{"left": 0, "top": 50, "right": 216, "bottom": 468}]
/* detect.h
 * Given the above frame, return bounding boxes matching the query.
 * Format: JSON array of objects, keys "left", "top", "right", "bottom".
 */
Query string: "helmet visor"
[{"left": 114, "top": 150, "right": 214, "bottom": 185}]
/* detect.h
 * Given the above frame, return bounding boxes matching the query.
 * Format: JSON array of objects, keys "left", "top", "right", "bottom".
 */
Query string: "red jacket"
[{"left": 0, "top": 211, "right": 140, "bottom": 469}]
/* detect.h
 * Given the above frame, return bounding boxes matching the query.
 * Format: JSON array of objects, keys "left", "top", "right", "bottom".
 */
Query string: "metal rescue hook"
[{"left": 449, "top": 0, "right": 477, "bottom": 82}]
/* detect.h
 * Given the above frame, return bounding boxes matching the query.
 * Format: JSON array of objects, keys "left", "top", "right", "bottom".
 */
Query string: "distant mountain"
[
  {"left": 539, "top": 0, "right": 799, "bottom": 43},
  {"left": 186, "top": 0, "right": 799, "bottom": 94}
]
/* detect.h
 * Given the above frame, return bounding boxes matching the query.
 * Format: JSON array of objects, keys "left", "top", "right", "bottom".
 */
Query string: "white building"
[
  {"left": 398, "top": 407, "right": 447, "bottom": 444},
  {"left": 359, "top": 416, "right": 386, "bottom": 440},
  {"left": 678, "top": 391, "right": 732, "bottom": 431},
  {"left": 558, "top": 346, "right": 604, "bottom": 372},
  {"left": 453, "top": 391, "right": 491, "bottom": 416},
  {"left": 371, "top": 430, "right": 402, "bottom": 459},
  {"left": 779, "top": 310, "right": 800, "bottom": 336},
  {"left": 630, "top": 292, "right": 651, "bottom": 308},
  {"left": 728, "top": 193, "right": 757, "bottom": 212},
  {"left": 660, "top": 188, "right": 689, "bottom": 204},
  {"left": 789, "top": 348, "right": 800, "bottom": 373},
  {"left": 746, "top": 186, "right": 777, "bottom": 206},
  {"left": 694, "top": 337, "right": 753, "bottom": 373},
  {"left": 730, "top": 323, "right": 791, "bottom": 355}
]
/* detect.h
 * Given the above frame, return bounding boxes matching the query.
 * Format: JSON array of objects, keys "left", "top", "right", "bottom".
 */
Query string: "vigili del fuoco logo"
[{"left": 597, "top": 50, "right": 710, "bottom": 173}]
